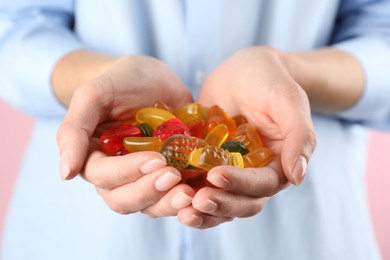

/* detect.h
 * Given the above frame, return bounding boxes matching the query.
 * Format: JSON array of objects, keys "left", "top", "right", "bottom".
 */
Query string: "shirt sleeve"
[
  {"left": 0, "top": 1, "right": 84, "bottom": 118},
  {"left": 331, "top": 0, "right": 390, "bottom": 130}
]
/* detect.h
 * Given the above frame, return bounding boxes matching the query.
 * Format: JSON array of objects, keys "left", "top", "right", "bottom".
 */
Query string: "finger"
[
  {"left": 140, "top": 184, "right": 195, "bottom": 217},
  {"left": 97, "top": 166, "right": 182, "bottom": 215},
  {"left": 277, "top": 87, "right": 317, "bottom": 185},
  {"left": 206, "top": 161, "right": 288, "bottom": 198},
  {"left": 280, "top": 114, "right": 316, "bottom": 185},
  {"left": 177, "top": 207, "right": 233, "bottom": 229},
  {"left": 191, "top": 187, "right": 268, "bottom": 218},
  {"left": 57, "top": 81, "right": 112, "bottom": 181},
  {"left": 83, "top": 141, "right": 167, "bottom": 190}
]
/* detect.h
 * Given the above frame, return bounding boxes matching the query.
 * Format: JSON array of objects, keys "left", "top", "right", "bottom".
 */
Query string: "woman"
[{"left": 1, "top": 1, "right": 389, "bottom": 259}]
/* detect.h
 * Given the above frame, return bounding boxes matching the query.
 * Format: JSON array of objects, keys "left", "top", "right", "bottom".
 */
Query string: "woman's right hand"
[{"left": 56, "top": 52, "right": 195, "bottom": 217}]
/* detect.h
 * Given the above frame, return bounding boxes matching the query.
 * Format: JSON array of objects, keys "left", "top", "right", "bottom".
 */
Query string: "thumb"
[
  {"left": 281, "top": 124, "right": 317, "bottom": 185},
  {"left": 56, "top": 85, "right": 104, "bottom": 181}
]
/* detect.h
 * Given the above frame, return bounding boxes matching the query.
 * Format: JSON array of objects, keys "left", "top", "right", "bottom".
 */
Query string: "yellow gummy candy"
[
  {"left": 123, "top": 137, "right": 162, "bottom": 152},
  {"left": 135, "top": 107, "right": 176, "bottom": 129}
]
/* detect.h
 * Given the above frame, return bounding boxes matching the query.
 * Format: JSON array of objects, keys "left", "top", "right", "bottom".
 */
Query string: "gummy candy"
[
  {"left": 243, "top": 147, "right": 273, "bottom": 168},
  {"left": 179, "top": 168, "right": 210, "bottom": 192},
  {"left": 100, "top": 125, "right": 142, "bottom": 155},
  {"left": 204, "top": 124, "right": 229, "bottom": 147},
  {"left": 207, "top": 105, "right": 236, "bottom": 134},
  {"left": 187, "top": 120, "right": 208, "bottom": 139},
  {"left": 138, "top": 123, "right": 154, "bottom": 137},
  {"left": 232, "top": 114, "right": 248, "bottom": 126},
  {"left": 160, "top": 134, "right": 207, "bottom": 170},
  {"left": 188, "top": 145, "right": 244, "bottom": 170},
  {"left": 153, "top": 118, "right": 191, "bottom": 141},
  {"left": 174, "top": 103, "right": 208, "bottom": 125},
  {"left": 221, "top": 140, "right": 249, "bottom": 155},
  {"left": 154, "top": 100, "right": 172, "bottom": 111},
  {"left": 100, "top": 101, "right": 273, "bottom": 190},
  {"left": 123, "top": 137, "right": 162, "bottom": 152},
  {"left": 135, "top": 107, "right": 176, "bottom": 129},
  {"left": 231, "top": 123, "right": 263, "bottom": 151}
]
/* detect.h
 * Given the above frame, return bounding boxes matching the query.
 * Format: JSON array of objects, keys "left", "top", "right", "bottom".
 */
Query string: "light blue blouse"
[{"left": 1, "top": 0, "right": 390, "bottom": 259}]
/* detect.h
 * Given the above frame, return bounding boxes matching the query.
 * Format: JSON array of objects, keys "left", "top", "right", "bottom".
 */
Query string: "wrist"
[
  {"left": 52, "top": 49, "right": 121, "bottom": 107},
  {"left": 283, "top": 48, "right": 365, "bottom": 113}
]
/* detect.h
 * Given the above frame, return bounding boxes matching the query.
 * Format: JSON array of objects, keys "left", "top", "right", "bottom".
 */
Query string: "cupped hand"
[
  {"left": 178, "top": 46, "right": 317, "bottom": 228},
  {"left": 56, "top": 55, "right": 194, "bottom": 216}
]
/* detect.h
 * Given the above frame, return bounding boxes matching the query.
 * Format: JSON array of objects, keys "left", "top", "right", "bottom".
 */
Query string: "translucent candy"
[
  {"left": 204, "top": 124, "right": 229, "bottom": 147},
  {"left": 135, "top": 107, "right": 176, "bottom": 129},
  {"left": 232, "top": 114, "right": 248, "bottom": 126},
  {"left": 243, "top": 147, "right": 273, "bottom": 168},
  {"left": 221, "top": 140, "right": 249, "bottom": 155},
  {"left": 100, "top": 125, "right": 142, "bottom": 156},
  {"left": 138, "top": 123, "right": 154, "bottom": 137},
  {"left": 153, "top": 118, "right": 190, "bottom": 141},
  {"left": 207, "top": 105, "right": 236, "bottom": 134},
  {"left": 174, "top": 103, "right": 208, "bottom": 125},
  {"left": 188, "top": 146, "right": 244, "bottom": 170},
  {"left": 123, "top": 137, "right": 162, "bottom": 152},
  {"left": 100, "top": 102, "right": 273, "bottom": 183},
  {"left": 187, "top": 120, "right": 208, "bottom": 139},
  {"left": 179, "top": 168, "right": 209, "bottom": 192},
  {"left": 154, "top": 100, "right": 172, "bottom": 112},
  {"left": 160, "top": 134, "right": 207, "bottom": 170},
  {"left": 232, "top": 123, "right": 263, "bottom": 151}
]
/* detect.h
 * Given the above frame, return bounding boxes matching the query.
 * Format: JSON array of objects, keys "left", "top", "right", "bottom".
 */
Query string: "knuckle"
[
  {"left": 105, "top": 196, "right": 135, "bottom": 215},
  {"left": 141, "top": 209, "right": 159, "bottom": 218},
  {"left": 86, "top": 171, "right": 109, "bottom": 190},
  {"left": 240, "top": 200, "right": 264, "bottom": 218},
  {"left": 306, "top": 129, "right": 317, "bottom": 154}
]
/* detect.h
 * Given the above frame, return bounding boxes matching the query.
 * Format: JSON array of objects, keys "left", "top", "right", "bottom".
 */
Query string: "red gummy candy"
[
  {"left": 153, "top": 118, "right": 190, "bottom": 141},
  {"left": 188, "top": 120, "right": 208, "bottom": 139},
  {"left": 100, "top": 124, "right": 142, "bottom": 155}
]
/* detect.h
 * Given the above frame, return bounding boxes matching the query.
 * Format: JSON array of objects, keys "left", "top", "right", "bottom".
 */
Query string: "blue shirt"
[{"left": 1, "top": 0, "right": 390, "bottom": 259}]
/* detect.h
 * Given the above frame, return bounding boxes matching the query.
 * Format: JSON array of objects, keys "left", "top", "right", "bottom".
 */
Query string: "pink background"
[{"left": 1, "top": 100, "right": 389, "bottom": 257}]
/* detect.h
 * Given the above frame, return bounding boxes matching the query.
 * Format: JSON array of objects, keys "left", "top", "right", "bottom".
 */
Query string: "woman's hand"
[
  {"left": 56, "top": 52, "right": 195, "bottom": 216},
  {"left": 178, "top": 46, "right": 317, "bottom": 228}
]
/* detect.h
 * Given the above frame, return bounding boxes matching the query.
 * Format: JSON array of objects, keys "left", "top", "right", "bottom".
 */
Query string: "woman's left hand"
[{"left": 177, "top": 46, "right": 317, "bottom": 228}]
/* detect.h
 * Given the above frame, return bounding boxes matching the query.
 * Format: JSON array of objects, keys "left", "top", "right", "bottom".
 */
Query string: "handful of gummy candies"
[{"left": 100, "top": 101, "right": 272, "bottom": 190}]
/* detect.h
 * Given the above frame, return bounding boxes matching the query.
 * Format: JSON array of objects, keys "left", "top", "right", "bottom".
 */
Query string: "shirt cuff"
[
  {"left": 332, "top": 36, "right": 390, "bottom": 126},
  {"left": 16, "top": 29, "right": 84, "bottom": 118}
]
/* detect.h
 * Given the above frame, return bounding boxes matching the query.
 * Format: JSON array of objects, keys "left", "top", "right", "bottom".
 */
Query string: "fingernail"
[
  {"left": 207, "top": 174, "right": 232, "bottom": 189},
  {"left": 182, "top": 214, "right": 203, "bottom": 227},
  {"left": 194, "top": 199, "right": 218, "bottom": 214},
  {"left": 140, "top": 158, "right": 166, "bottom": 174},
  {"left": 155, "top": 171, "right": 181, "bottom": 191},
  {"left": 60, "top": 152, "right": 71, "bottom": 181},
  {"left": 171, "top": 191, "right": 193, "bottom": 209},
  {"left": 292, "top": 156, "right": 307, "bottom": 185}
]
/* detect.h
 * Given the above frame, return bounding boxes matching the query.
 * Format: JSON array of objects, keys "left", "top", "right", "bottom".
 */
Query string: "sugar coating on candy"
[
  {"left": 100, "top": 124, "right": 142, "bottom": 155},
  {"left": 160, "top": 134, "right": 207, "bottom": 170},
  {"left": 153, "top": 118, "right": 191, "bottom": 141}
]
